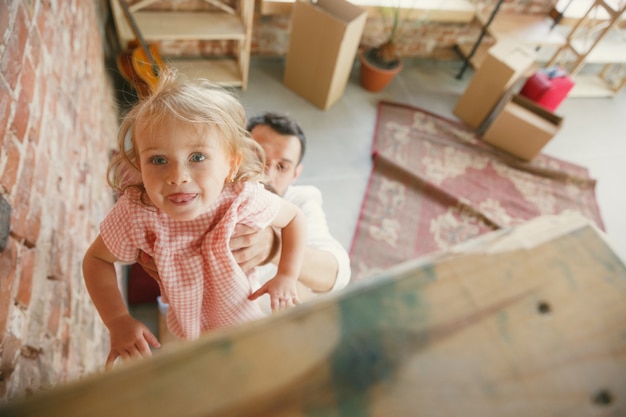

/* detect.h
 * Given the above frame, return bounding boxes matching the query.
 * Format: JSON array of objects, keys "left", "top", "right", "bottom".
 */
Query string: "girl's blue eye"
[
  {"left": 150, "top": 156, "right": 167, "bottom": 165},
  {"left": 190, "top": 152, "right": 206, "bottom": 162}
]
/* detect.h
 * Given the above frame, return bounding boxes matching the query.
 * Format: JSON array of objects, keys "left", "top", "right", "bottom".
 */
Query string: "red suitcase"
[{"left": 519, "top": 67, "right": 574, "bottom": 112}]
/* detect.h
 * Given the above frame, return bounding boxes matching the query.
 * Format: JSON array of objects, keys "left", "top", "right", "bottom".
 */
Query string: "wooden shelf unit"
[
  {"left": 554, "top": 0, "right": 626, "bottom": 26},
  {"left": 455, "top": 0, "right": 626, "bottom": 98},
  {"left": 475, "top": 12, "right": 568, "bottom": 47},
  {"left": 260, "top": 0, "right": 476, "bottom": 22},
  {"left": 454, "top": 10, "right": 567, "bottom": 78},
  {"left": 547, "top": 0, "right": 626, "bottom": 97},
  {"left": 111, "top": 0, "right": 254, "bottom": 90}
]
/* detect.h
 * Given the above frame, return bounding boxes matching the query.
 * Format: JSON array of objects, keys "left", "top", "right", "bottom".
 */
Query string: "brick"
[
  {"left": 14, "top": 352, "right": 41, "bottom": 396},
  {"left": 26, "top": 24, "right": 42, "bottom": 76},
  {"left": 9, "top": 141, "right": 35, "bottom": 245},
  {"left": 0, "top": 332, "right": 21, "bottom": 396},
  {"left": 27, "top": 103, "right": 41, "bottom": 147},
  {"left": 0, "top": 3, "right": 10, "bottom": 43},
  {"left": 0, "top": 238, "right": 18, "bottom": 341},
  {"left": 48, "top": 201, "right": 67, "bottom": 281},
  {"left": 46, "top": 283, "right": 63, "bottom": 336},
  {"left": 33, "top": 136, "right": 47, "bottom": 180},
  {"left": 10, "top": 60, "right": 33, "bottom": 143},
  {"left": 0, "top": 138, "right": 20, "bottom": 194},
  {"left": 60, "top": 320, "right": 71, "bottom": 377},
  {"left": 0, "top": 4, "right": 28, "bottom": 90},
  {"left": 24, "top": 195, "right": 41, "bottom": 247},
  {"left": 35, "top": 0, "right": 56, "bottom": 54},
  {"left": 0, "top": 82, "right": 12, "bottom": 151},
  {"left": 15, "top": 246, "right": 35, "bottom": 308}
]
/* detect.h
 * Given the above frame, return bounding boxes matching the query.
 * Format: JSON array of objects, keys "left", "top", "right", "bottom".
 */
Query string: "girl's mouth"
[{"left": 168, "top": 193, "right": 197, "bottom": 204}]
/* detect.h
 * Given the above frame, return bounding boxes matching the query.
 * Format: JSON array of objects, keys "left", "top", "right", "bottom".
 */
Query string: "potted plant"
[
  {"left": 359, "top": 5, "right": 405, "bottom": 92},
  {"left": 359, "top": 3, "right": 434, "bottom": 92}
]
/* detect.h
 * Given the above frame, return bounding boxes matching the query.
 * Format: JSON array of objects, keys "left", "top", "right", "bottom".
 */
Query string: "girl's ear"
[{"left": 229, "top": 154, "right": 242, "bottom": 181}]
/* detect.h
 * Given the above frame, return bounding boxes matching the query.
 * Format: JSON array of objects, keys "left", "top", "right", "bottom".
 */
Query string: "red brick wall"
[{"left": 0, "top": 0, "right": 118, "bottom": 401}]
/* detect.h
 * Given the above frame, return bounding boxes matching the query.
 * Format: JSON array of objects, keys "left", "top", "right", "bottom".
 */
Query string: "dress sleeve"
[
  {"left": 235, "top": 182, "right": 282, "bottom": 230},
  {"left": 100, "top": 194, "right": 140, "bottom": 262}
]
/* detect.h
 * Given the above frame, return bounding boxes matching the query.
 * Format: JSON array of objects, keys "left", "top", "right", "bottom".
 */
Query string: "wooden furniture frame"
[
  {"left": 110, "top": 0, "right": 254, "bottom": 90},
  {"left": 260, "top": 0, "right": 476, "bottom": 21},
  {"left": 547, "top": 0, "right": 626, "bottom": 97}
]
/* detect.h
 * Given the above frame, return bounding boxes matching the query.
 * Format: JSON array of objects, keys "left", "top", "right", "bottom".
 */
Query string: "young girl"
[{"left": 82, "top": 70, "right": 306, "bottom": 368}]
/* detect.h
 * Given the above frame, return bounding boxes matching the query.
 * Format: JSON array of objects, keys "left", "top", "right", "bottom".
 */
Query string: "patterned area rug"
[{"left": 349, "top": 101, "right": 604, "bottom": 282}]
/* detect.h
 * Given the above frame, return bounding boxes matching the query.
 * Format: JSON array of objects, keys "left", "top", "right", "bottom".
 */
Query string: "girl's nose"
[{"left": 167, "top": 164, "right": 190, "bottom": 185}]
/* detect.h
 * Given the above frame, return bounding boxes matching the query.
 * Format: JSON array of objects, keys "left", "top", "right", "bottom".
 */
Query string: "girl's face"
[{"left": 134, "top": 118, "right": 237, "bottom": 221}]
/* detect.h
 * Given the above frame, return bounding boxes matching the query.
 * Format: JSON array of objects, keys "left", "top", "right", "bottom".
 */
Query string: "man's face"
[{"left": 250, "top": 124, "right": 303, "bottom": 196}]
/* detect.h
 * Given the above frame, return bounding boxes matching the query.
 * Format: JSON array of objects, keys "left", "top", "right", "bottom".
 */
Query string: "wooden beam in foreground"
[{"left": 2, "top": 212, "right": 625, "bottom": 417}]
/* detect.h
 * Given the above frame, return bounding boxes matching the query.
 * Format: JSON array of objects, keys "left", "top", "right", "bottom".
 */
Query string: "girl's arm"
[
  {"left": 272, "top": 199, "right": 307, "bottom": 282},
  {"left": 248, "top": 200, "right": 306, "bottom": 311},
  {"left": 83, "top": 235, "right": 160, "bottom": 368}
]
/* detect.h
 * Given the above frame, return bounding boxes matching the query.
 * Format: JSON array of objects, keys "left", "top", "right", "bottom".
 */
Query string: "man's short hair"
[{"left": 247, "top": 112, "right": 307, "bottom": 165}]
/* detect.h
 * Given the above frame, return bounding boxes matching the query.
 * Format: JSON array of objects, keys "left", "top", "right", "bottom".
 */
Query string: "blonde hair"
[{"left": 108, "top": 69, "right": 265, "bottom": 197}]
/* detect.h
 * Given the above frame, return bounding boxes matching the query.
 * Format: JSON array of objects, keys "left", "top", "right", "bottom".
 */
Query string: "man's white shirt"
[{"left": 256, "top": 184, "right": 351, "bottom": 292}]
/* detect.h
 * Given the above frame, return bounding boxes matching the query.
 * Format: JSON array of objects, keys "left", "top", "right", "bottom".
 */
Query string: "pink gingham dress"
[{"left": 100, "top": 181, "right": 281, "bottom": 339}]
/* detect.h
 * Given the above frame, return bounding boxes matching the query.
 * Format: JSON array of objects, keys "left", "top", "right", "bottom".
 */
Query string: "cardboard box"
[
  {"left": 453, "top": 40, "right": 536, "bottom": 129},
  {"left": 482, "top": 94, "right": 563, "bottom": 161},
  {"left": 283, "top": 0, "right": 367, "bottom": 110}
]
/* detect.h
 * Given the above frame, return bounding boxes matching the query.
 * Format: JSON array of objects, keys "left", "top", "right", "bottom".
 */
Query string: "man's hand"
[{"left": 230, "top": 225, "right": 278, "bottom": 274}]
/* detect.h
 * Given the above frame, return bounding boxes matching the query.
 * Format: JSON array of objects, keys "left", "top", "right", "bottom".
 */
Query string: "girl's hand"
[
  {"left": 248, "top": 274, "right": 301, "bottom": 312},
  {"left": 105, "top": 314, "right": 161, "bottom": 369}
]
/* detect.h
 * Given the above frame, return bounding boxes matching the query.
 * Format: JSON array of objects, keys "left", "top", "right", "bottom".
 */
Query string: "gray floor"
[{"left": 238, "top": 56, "right": 626, "bottom": 263}]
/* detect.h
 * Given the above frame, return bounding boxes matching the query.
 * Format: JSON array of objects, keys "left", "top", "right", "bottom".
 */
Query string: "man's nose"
[{"left": 264, "top": 163, "right": 276, "bottom": 179}]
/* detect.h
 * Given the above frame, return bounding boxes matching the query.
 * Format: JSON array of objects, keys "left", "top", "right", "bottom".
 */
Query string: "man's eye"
[
  {"left": 277, "top": 163, "right": 288, "bottom": 172},
  {"left": 190, "top": 153, "right": 206, "bottom": 162},
  {"left": 149, "top": 156, "right": 167, "bottom": 165}
]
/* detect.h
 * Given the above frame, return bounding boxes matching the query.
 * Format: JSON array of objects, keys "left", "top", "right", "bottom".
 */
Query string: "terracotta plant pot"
[{"left": 358, "top": 49, "right": 403, "bottom": 92}]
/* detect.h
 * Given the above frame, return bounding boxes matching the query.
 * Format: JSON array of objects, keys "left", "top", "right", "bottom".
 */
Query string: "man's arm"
[
  {"left": 288, "top": 185, "right": 351, "bottom": 293},
  {"left": 230, "top": 186, "right": 351, "bottom": 294},
  {"left": 231, "top": 228, "right": 340, "bottom": 293},
  {"left": 294, "top": 245, "right": 339, "bottom": 292}
]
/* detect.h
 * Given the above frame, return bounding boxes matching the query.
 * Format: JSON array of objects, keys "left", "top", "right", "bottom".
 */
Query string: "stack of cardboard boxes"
[{"left": 453, "top": 41, "right": 565, "bottom": 161}]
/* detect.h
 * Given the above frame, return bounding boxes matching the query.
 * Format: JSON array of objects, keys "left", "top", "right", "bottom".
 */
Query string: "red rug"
[{"left": 349, "top": 101, "right": 604, "bottom": 282}]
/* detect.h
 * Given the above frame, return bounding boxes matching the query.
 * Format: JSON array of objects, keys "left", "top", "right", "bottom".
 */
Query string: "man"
[
  {"left": 139, "top": 112, "right": 350, "bottom": 303},
  {"left": 230, "top": 112, "right": 351, "bottom": 301}
]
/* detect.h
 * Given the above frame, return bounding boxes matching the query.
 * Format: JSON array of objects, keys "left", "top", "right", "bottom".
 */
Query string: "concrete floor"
[{"left": 130, "top": 56, "right": 626, "bottom": 338}]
